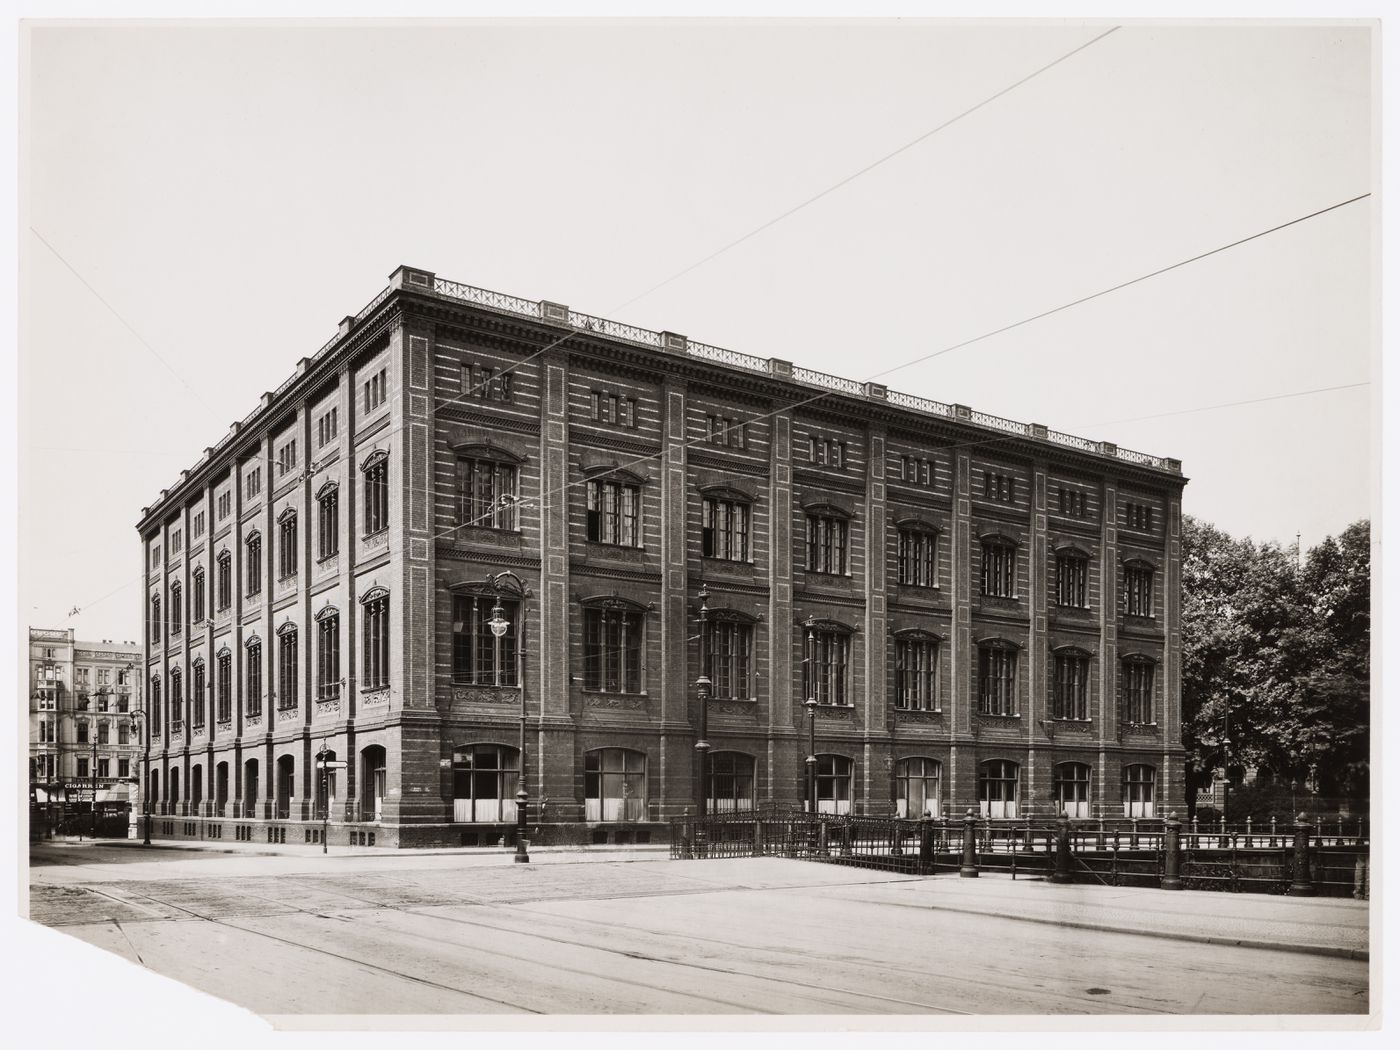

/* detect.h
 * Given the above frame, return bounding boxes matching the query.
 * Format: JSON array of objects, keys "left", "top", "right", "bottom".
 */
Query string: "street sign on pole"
[{"left": 316, "top": 761, "right": 347, "bottom": 770}]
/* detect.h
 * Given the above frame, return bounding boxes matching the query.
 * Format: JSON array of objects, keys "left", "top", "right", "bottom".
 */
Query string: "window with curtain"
[
  {"left": 586, "top": 478, "right": 641, "bottom": 546},
  {"left": 701, "top": 496, "right": 750, "bottom": 561},
  {"left": 451, "top": 594, "right": 518, "bottom": 686},
  {"left": 977, "top": 642, "right": 1017, "bottom": 715},
  {"left": 803, "top": 626, "right": 850, "bottom": 706},
  {"left": 894, "top": 757, "right": 942, "bottom": 818},
  {"left": 583, "top": 606, "right": 644, "bottom": 693},
  {"left": 1055, "top": 552, "right": 1088, "bottom": 607},
  {"left": 897, "top": 527, "right": 938, "bottom": 587},
  {"left": 702, "top": 617, "right": 752, "bottom": 700},
  {"left": 706, "top": 752, "right": 755, "bottom": 813},
  {"left": 894, "top": 635, "right": 939, "bottom": 711},
  {"left": 458, "top": 456, "right": 518, "bottom": 531},
  {"left": 1122, "top": 657, "right": 1155, "bottom": 724},
  {"left": 805, "top": 512, "right": 848, "bottom": 574},
  {"left": 1053, "top": 650, "right": 1089, "bottom": 720},
  {"left": 981, "top": 539, "right": 1017, "bottom": 597},
  {"left": 585, "top": 748, "right": 646, "bottom": 821},
  {"left": 978, "top": 759, "right": 1020, "bottom": 819}
]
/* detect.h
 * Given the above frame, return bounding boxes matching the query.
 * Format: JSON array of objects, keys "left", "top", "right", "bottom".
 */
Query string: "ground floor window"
[
  {"left": 361, "top": 746, "right": 386, "bottom": 822},
  {"left": 706, "top": 751, "right": 755, "bottom": 813},
  {"left": 452, "top": 744, "right": 520, "bottom": 823},
  {"left": 1123, "top": 764, "right": 1156, "bottom": 818},
  {"left": 1054, "top": 762, "right": 1093, "bottom": 818},
  {"left": 894, "top": 757, "right": 941, "bottom": 818},
  {"left": 978, "top": 759, "right": 1019, "bottom": 819},
  {"left": 808, "top": 753, "right": 853, "bottom": 815},
  {"left": 585, "top": 748, "right": 645, "bottom": 822}
]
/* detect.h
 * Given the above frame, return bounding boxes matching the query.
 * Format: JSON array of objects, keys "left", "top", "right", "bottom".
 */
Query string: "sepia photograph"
[{"left": 6, "top": 2, "right": 1385, "bottom": 1039}]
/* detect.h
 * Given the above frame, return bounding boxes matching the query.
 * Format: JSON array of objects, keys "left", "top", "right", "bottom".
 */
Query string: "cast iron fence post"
[
  {"left": 840, "top": 818, "right": 852, "bottom": 857},
  {"left": 918, "top": 817, "right": 932, "bottom": 876},
  {"left": 1290, "top": 814, "right": 1316, "bottom": 896},
  {"left": 1052, "top": 813, "right": 1074, "bottom": 884},
  {"left": 1161, "top": 812, "right": 1183, "bottom": 890},
  {"left": 960, "top": 809, "right": 979, "bottom": 878}
]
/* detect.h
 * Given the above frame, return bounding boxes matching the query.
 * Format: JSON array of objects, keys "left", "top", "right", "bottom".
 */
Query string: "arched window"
[
  {"left": 276, "top": 623, "right": 298, "bottom": 710},
  {"left": 701, "top": 611, "right": 754, "bottom": 700},
  {"left": 1123, "top": 561, "right": 1155, "bottom": 617},
  {"left": 150, "top": 595, "right": 162, "bottom": 644},
  {"left": 316, "top": 607, "right": 341, "bottom": 700},
  {"left": 1121, "top": 656, "right": 1156, "bottom": 725},
  {"left": 363, "top": 451, "right": 389, "bottom": 536},
  {"left": 170, "top": 668, "right": 184, "bottom": 727},
  {"left": 805, "top": 504, "right": 850, "bottom": 575},
  {"left": 894, "top": 757, "right": 941, "bottom": 818},
  {"left": 361, "top": 588, "right": 390, "bottom": 690},
  {"left": 316, "top": 483, "right": 339, "bottom": 559},
  {"left": 977, "top": 639, "right": 1019, "bottom": 716},
  {"left": 149, "top": 675, "right": 162, "bottom": 728},
  {"left": 170, "top": 583, "right": 182, "bottom": 637},
  {"left": 706, "top": 752, "right": 755, "bottom": 813},
  {"left": 1055, "top": 548, "right": 1089, "bottom": 608},
  {"left": 451, "top": 587, "right": 519, "bottom": 686},
  {"left": 582, "top": 597, "right": 645, "bottom": 694},
  {"left": 190, "top": 659, "right": 206, "bottom": 729},
  {"left": 803, "top": 619, "right": 853, "bottom": 707},
  {"left": 585, "top": 748, "right": 646, "bottom": 822},
  {"left": 246, "top": 533, "right": 262, "bottom": 596},
  {"left": 217, "top": 550, "right": 232, "bottom": 609},
  {"left": 456, "top": 446, "right": 520, "bottom": 532},
  {"left": 980, "top": 537, "right": 1017, "bottom": 598},
  {"left": 192, "top": 568, "right": 206, "bottom": 623},
  {"left": 896, "top": 522, "right": 938, "bottom": 588},
  {"left": 894, "top": 630, "right": 939, "bottom": 711},
  {"left": 277, "top": 511, "right": 298, "bottom": 579},
  {"left": 216, "top": 649, "right": 232, "bottom": 722},
  {"left": 245, "top": 637, "right": 262, "bottom": 716},
  {"left": 978, "top": 759, "right": 1019, "bottom": 819},
  {"left": 585, "top": 468, "right": 643, "bottom": 547},
  {"left": 1123, "top": 764, "right": 1156, "bottom": 818},
  {"left": 701, "top": 490, "right": 751, "bottom": 562},
  {"left": 809, "top": 754, "right": 853, "bottom": 815},
  {"left": 1052, "top": 647, "right": 1091, "bottom": 721},
  {"left": 451, "top": 744, "right": 520, "bottom": 823},
  {"left": 1054, "top": 762, "right": 1093, "bottom": 819}
]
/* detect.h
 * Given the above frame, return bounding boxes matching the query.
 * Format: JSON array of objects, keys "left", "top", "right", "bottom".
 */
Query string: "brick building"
[
  {"left": 29, "top": 627, "right": 143, "bottom": 835},
  {"left": 137, "top": 266, "right": 1186, "bottom": 847}
]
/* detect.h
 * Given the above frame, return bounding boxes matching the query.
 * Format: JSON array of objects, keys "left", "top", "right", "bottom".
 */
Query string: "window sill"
[
  {"left": 896, "top": 582, "right": 941, "bottom": 592},
  {"left": 580, "top": 689, "right": 649, "bottom": 698},
  {"left": 584, "top": 540, "right": 647, "bottom": 553}
]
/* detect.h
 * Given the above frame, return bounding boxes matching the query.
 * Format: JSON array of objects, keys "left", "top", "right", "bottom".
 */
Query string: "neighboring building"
[
  {"left": 29, "top": 627, "right": 143, "bottom": 834},
  {"left": 136, "top": 266, "right": 1187, "bottom": 847}
]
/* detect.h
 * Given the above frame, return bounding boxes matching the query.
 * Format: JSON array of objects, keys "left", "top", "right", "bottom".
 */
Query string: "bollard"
[
  {"left": 1161, "top": 812, "right": 1183, "bottom": 890},
  {"left": 960, "top": 809, "right": 979, "bottom": 878},
  {"left": 1052, "top": 813, "right": 1075, "bottom": 884},
  {"left": 1290, "top": 814, "right": 1316, "bottom": 897}
]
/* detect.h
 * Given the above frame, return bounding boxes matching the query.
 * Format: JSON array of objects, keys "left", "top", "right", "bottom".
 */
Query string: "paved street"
[{"left": 27, "top": 840, "right": 1369, "bottom": 1018}]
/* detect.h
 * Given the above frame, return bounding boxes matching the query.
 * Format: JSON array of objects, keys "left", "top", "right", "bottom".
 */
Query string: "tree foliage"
[{"left": 1181, "top": 517, "right": 1369, "bottom": 798}]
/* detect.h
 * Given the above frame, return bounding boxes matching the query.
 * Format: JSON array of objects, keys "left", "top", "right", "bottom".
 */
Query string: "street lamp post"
[
  {"left": 316, "top": 737, "right": 330, "bottom": 855},
  {"left": 128, "top": 705, "right": 151, "bottom": 847},
  {"left": 486, "top": 571, "right": 531, "bottom": 864},
  {"left": 803, "top": 622, "right": 819, "bottom": 815},
  {"left": 694, "top": 585, "right": 712, "bottom": 821}
]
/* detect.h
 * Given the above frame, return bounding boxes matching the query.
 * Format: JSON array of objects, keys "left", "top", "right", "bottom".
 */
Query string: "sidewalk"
[{"left": 41, "top": 835, "right": 671, "bottom": 861}]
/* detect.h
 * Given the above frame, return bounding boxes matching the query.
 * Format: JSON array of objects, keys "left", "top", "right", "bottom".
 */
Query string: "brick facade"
[{"left": 137, "top": 266, "right": 1188, "bottom": 847}]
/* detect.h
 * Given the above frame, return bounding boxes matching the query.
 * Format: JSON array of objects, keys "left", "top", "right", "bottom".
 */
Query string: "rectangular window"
[
  {"left": 118, "top": 758, "right": 130, "bottom": 779},
  {"left": 1053, "top": 652, "right": 1089, "bottom": 720},
  {"left": 246, "top": 466, "right": 262, "bottom": 499},
  {"left": 97, "top": 758, "right": 110, "bottom": 779},
  {"left": 277, "top": 632, "right": 298, "bottom": 710},
  {"left": 363, "top": 459, "right": 389, "bottom": 535},
  {"left": 1055, "top": 553, "right": 1088, "bottom": 608},
  {"left": 151, "top": 545, "right": 160, "bottom": 568},
  {"left": 362, "top": 596, "right": 389, "bottom": 690},
  {"left": 1124, "top": 566, "right": 1154, "bottom": 617},
  {"left": 983, "top": 471, "right": 1015, "bottom": 503},
  {"left": 77, "top": 721, "right": 89, "bottom": 744},
  {"left": 170, "top": 530, "right": 182, "bottom": 556},
  {"left": 803, "top": 629, "right": 850, "bottom": 706},
  {"left": 978, "top": 645, "right": 1017, "bottom": 715},
  {"left": 981, "top": 541, "right": 1017, "bottom": 597},
  {"left": 191, "top": 665, "right": 205, "bottom": 729},
  {"left": 805, "top": 513, "right": 849, "bottom": 574},
  {"left": 77, "top": 757, "right": 89, "bottom": 779},
  {"left": 451, "top": 596, "right": 519, "bottom": 686},
  {"left": 897, "top": 528, "right": 938, "bottom": 587},
  {"left": 170, "top": 585, "right": 182, "bottom": 636},
  {"left": 894, "top": 637, "right": 939, "bottom": 711},
  {"left": 465, "top": 362, "right": 513, "bottom": 402},
  {"left": 701, "top": 497, "right": 750, "bottom": 561},
  {"left": 317, "top": 618, "right": 341, "bottom": 700},
  {"left": 703, "top": 620, "right": 752, "bottom": 700},
  {"left": 583, "top": 607, "right": 644, "bottom": 693},
  {"left": 150, "top": 597, "right": 161, "bottom": 644},
  {"left": 246, "top": 537, "right": 262, "bottom": 596},
  {"left": 591, "top": 390, "right": 636, "bottom": 427},
  {"left": 458, "top": 457, "right": 518, "bottom": 531},
  {"left": 246, "top": 644, "right": 262, "bottom": 716},
  {"left": 192, "top": 511, "right": 204, "bottom": 539},
  {"left": 586, "top": 479, "right": 641, "bottom": 546},
  {"left": 118, "top": 721, "right": 129, "bottom": 745},
  {"left": 193, "top": 573, "right": 205, "bottom": 623},
  {"left": 363, "top": 368, "right": 387, "bottom": 413},
  {"left": 1058, "top": 487, "right": 1087, "bottom": 517},
  {"left": 277, "top": 440, "right": 298, "bottom": 478},
  {"left": 706, "top": 415, "right": 747, "bottom": 449},
  {"left": 318, "top": 491, "right": 339, "bottom": 558},
  {"left": 217, "top": 491, "right": 231, "bottom": 519},
  {"left": 97, "top": 721, "right": 109, "bottom": 744},
  {"left": 317, "top": 407, "right": 338, "bottom": 448},
  {"left": 1123, "top": 661, "right": 1155, "bottom": 724},
  {"left": 279, "top": 516, "right": 298, "bottom": 578}
]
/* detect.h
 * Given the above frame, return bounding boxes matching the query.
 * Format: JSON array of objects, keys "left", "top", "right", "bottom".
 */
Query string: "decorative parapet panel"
[
  {"left": 451, "top": 685, "right": 520, "bottom": 704},
  {"left": 245, "top": 715, "right": 263, "bottom": 732},
  {"left": 583, "top": 694, "right": 647, "bottom": 711},
  {"left": 276, "top": 705, "right": 299, "bottom": 722},
  {"left": 361, "top": 688, "right": 390, "bottom": 708}
]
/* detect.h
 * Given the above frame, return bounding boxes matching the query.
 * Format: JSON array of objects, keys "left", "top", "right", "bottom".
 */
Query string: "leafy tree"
[{"left": 1181, "top": 516, "right": 1369, "bottom": 806}]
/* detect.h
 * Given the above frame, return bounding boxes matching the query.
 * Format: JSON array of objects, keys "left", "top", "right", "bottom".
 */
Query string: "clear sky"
[{"left": 19, "top": 20, "right": 1374, "bottom": 644}]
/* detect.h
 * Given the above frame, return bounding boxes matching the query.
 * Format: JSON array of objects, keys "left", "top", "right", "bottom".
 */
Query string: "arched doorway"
[
  {"left": 360, "top": 745, "right": 386, "bottom": 822},
  {"left": 243, "top": 758, "right": 259, "bottom": 818},
  {"left": 169, "top": 767, "right": 180, "bottom": 816},
  {"left": 214, "top": 762, "right": 229, "bottom": 816},
  {"left": 275, "top": 755, "right": 295, "bottom": 820},
  {"left": 190, "top": 765, "right": 204, "bottom": 814}
]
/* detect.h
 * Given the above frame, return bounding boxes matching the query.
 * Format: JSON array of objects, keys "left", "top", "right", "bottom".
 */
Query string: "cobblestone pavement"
[{"left": 26, "top": 842, "right": 1370, "bottom": 1019}]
